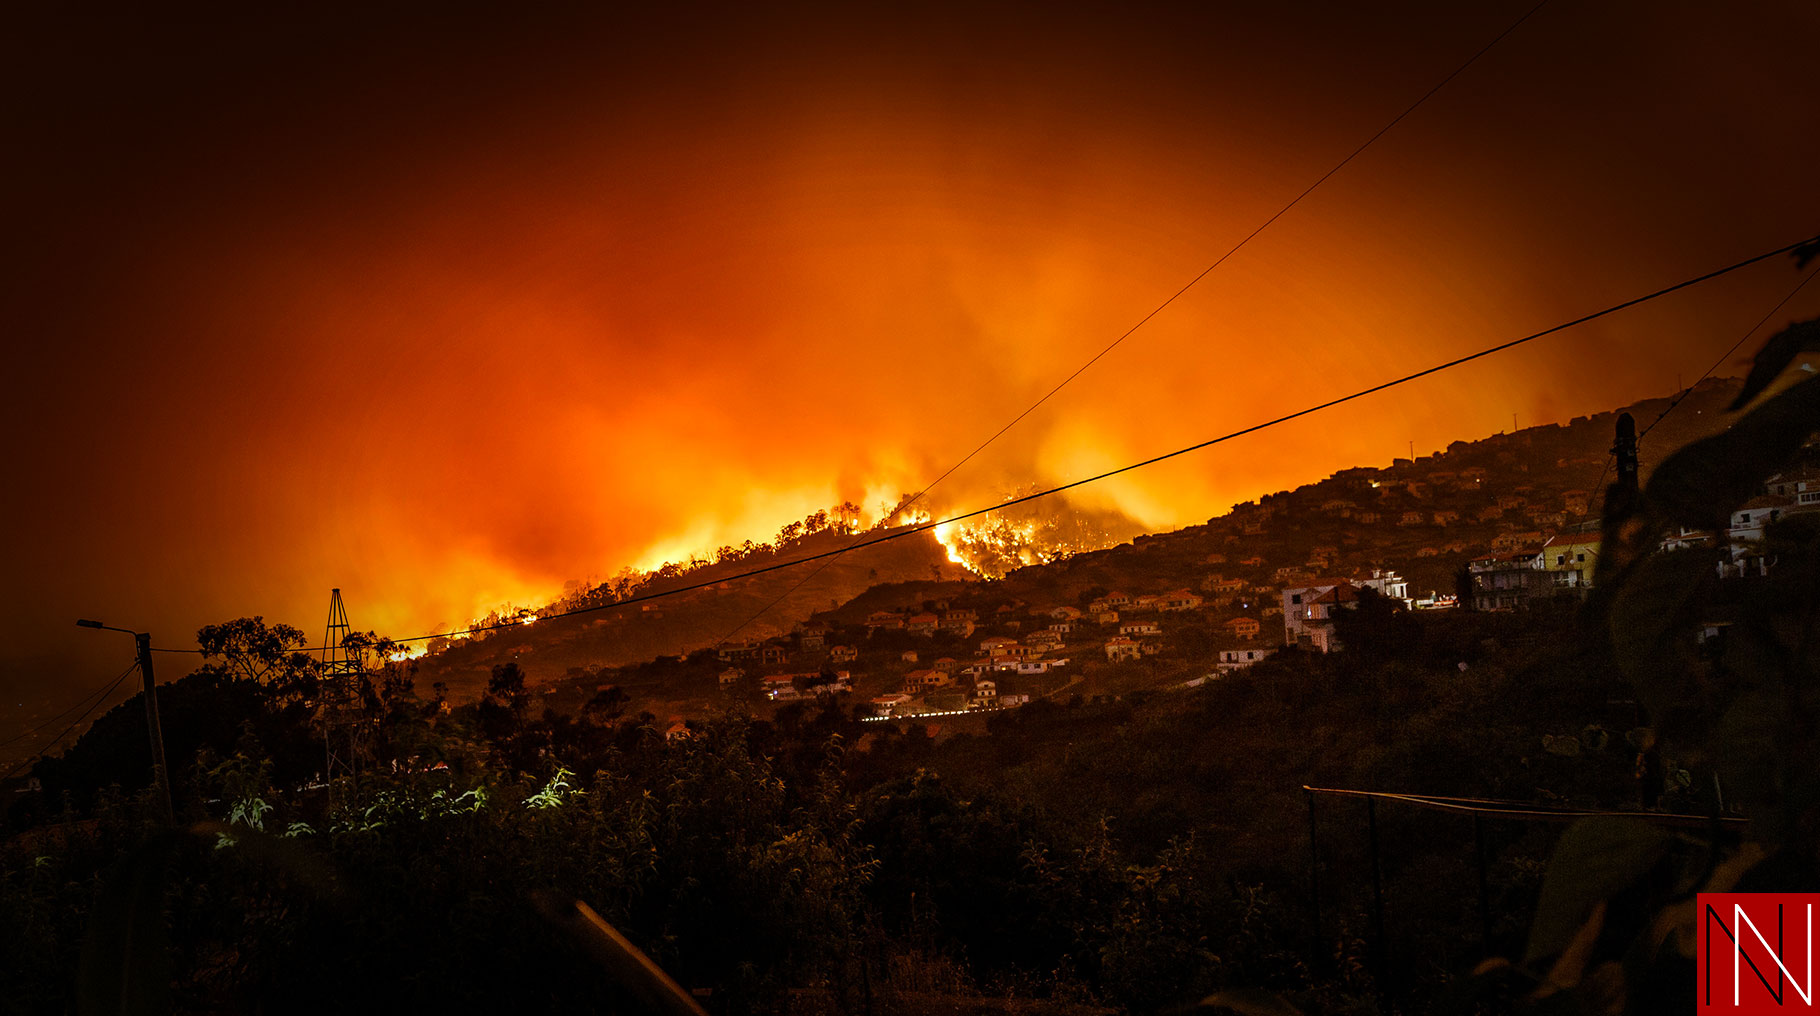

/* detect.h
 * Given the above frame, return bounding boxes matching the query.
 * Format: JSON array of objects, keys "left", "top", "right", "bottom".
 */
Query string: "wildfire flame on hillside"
[{"left": 929, "top": 491, "right": 1140, "bottom": 578}]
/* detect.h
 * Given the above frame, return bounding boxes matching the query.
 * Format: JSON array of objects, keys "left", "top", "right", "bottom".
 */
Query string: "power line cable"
[
  {"left": 701, "top": 1, "right": 1551, "bottom": 646},
  {"left": 0, "top": 667, "right": 136, "bottom": 750},
  {"left": 1588, "top": 453, "right": 1615, "bottom": 512},
  {"left": 1638, "top": 263, "right": 1820, "bottom": 442},
  {"left": 1588, "top": 260, "right": 1820, "bottom": 502},
  {"left": 157, "top": 230, "right": 1811, "bottom": 657},
  {"left": 883, "top": 0, "right": 1550, "bottom": 526},
  {"left": 0, "top": 661, "right": 139, "bottom": 781},
  {"left": 704, "top": 530, "right": 866, "bottom": 654}
]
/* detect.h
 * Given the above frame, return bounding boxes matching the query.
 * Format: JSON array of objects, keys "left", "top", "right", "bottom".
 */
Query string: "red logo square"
[{"left": 1699, "top": 893, "right": 1819, "bottom": 1013}]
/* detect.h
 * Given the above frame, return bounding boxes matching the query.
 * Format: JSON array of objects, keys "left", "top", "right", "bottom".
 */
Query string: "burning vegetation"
[{"left": 930, "top": 489, "right": 1143, "bottom": 578}]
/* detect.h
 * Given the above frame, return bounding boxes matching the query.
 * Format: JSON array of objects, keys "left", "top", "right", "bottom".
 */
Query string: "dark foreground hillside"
[{"left": 4, "top": 600, "right": 1652, "bottom": 1014}]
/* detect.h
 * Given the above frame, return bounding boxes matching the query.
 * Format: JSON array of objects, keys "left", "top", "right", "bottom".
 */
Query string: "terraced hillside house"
[{"left": 1281, "top": 581, "right": 1359, "bottom": 653}]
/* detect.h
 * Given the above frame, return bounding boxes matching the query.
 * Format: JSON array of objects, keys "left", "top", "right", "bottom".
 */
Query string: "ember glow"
[
  {"left": 933, "top": 517, "right": 1083, "bottom": 578},
  {"left": 7, "top": 4, "right": 1820, "bottom": 701},
  {"left": 932, "top": 494, "right": 1140, "bottom": 578}
]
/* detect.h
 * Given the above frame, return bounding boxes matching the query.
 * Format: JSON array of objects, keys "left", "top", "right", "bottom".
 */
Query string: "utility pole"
[
  {"left": 76, "top": 619, "right": 175, "bottom": 824},
  {"left": 135, "top": 633, "right": 175, "bottom": 824},
  {"left": 1597, "top": 413, "right": 1642, "bottom": 585},
  {"left": 1613, "top": 412, "right": 1639, "bottom": 497}
]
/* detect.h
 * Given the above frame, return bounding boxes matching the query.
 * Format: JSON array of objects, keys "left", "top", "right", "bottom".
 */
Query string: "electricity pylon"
[{"left": 317, "top": 588, "right": 368, "bottom": 807}]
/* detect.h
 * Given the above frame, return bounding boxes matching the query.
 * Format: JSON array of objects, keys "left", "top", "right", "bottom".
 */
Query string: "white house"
[
  {"left": 870, "top": 693, "right": 914, "bottom": 717},
  {"left": 1729, "top": 495, "right": 1793, "bottom": 542},
  {"left": 1217, "top": 647, "right": 1273, "bottom": 673},
  {"left": 1281, "top": 582, "right": 1359, "bottom": 653},
  {"left": 1104, "top": 637, "right": 1141, "bottom": 662}
]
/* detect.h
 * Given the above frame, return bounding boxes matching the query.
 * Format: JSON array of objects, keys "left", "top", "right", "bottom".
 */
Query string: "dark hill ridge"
[{"left": 426, "top": 379, "right": 1746, "bottom": 709}]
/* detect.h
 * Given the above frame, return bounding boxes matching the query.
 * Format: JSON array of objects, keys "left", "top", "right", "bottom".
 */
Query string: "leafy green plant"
[{"left": 524, "top": 764, "right": 580, "bottom": 809}]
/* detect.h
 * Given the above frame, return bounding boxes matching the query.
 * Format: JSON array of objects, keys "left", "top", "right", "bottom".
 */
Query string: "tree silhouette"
[{"left": 196, "top": 617, "right": 317, "bottom": 698}]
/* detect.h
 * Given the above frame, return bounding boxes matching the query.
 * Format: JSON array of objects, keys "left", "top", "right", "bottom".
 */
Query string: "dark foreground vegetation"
[
  {"left": 0, "top": 600, "right": 1692, "bottom": 1014},
  {"left": 6, "top": 304, "right": 1819, "bottom": 1015}
]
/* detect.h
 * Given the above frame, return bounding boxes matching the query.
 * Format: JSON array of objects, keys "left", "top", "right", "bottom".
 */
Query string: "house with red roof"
[
  {"left": 903, "top": 669, "right": 951, "bottom": 693},
  {"left": 1492, "top": 530, "right": 1546, "bottom": 552},
  {"left": 865, "top": 611, "right": 905, "bottom": 632},
  {"left": 1159, "top": 590, "right": 1203, "bottom": 612},
  {"left": 1223, "top": 617, "right": 1260, "bottom": 640},
  {"left": 1767, "top": 467, "right": 1820, "bottom": 498}
]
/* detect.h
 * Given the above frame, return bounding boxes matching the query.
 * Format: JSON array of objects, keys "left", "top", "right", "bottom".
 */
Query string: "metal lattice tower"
[{"left": 318, "top": 588, "right": 367, "bottom": 800}]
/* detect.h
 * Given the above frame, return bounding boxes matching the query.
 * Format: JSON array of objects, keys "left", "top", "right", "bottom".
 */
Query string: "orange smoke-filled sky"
[{"left": 5, "top": 2, "right": 1820, "bottom": 712}]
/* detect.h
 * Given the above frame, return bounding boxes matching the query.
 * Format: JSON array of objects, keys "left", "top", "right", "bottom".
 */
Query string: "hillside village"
[{"left": 500, "top": 378, "right": 1816, "bottom": 726}]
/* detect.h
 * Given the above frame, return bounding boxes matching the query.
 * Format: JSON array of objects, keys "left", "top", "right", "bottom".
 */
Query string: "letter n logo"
[{"left": 1699, "top": 893, "right": 1820, "bottom": 1013}]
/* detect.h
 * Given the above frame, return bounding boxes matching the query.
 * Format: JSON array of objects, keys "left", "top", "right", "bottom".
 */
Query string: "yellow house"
[{"left": 1540, "top": 533, "right": 1600, "bottom": 591}]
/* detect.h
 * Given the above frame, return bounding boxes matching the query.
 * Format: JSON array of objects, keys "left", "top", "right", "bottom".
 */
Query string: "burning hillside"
[{"left": 929, "top": 490, "right": 1144, "bottom": 578}]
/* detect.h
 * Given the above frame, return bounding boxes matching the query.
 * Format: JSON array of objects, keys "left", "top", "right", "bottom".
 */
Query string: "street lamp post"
[{"left": 76, "top": 619, "right": 175, "bottom": 824}]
